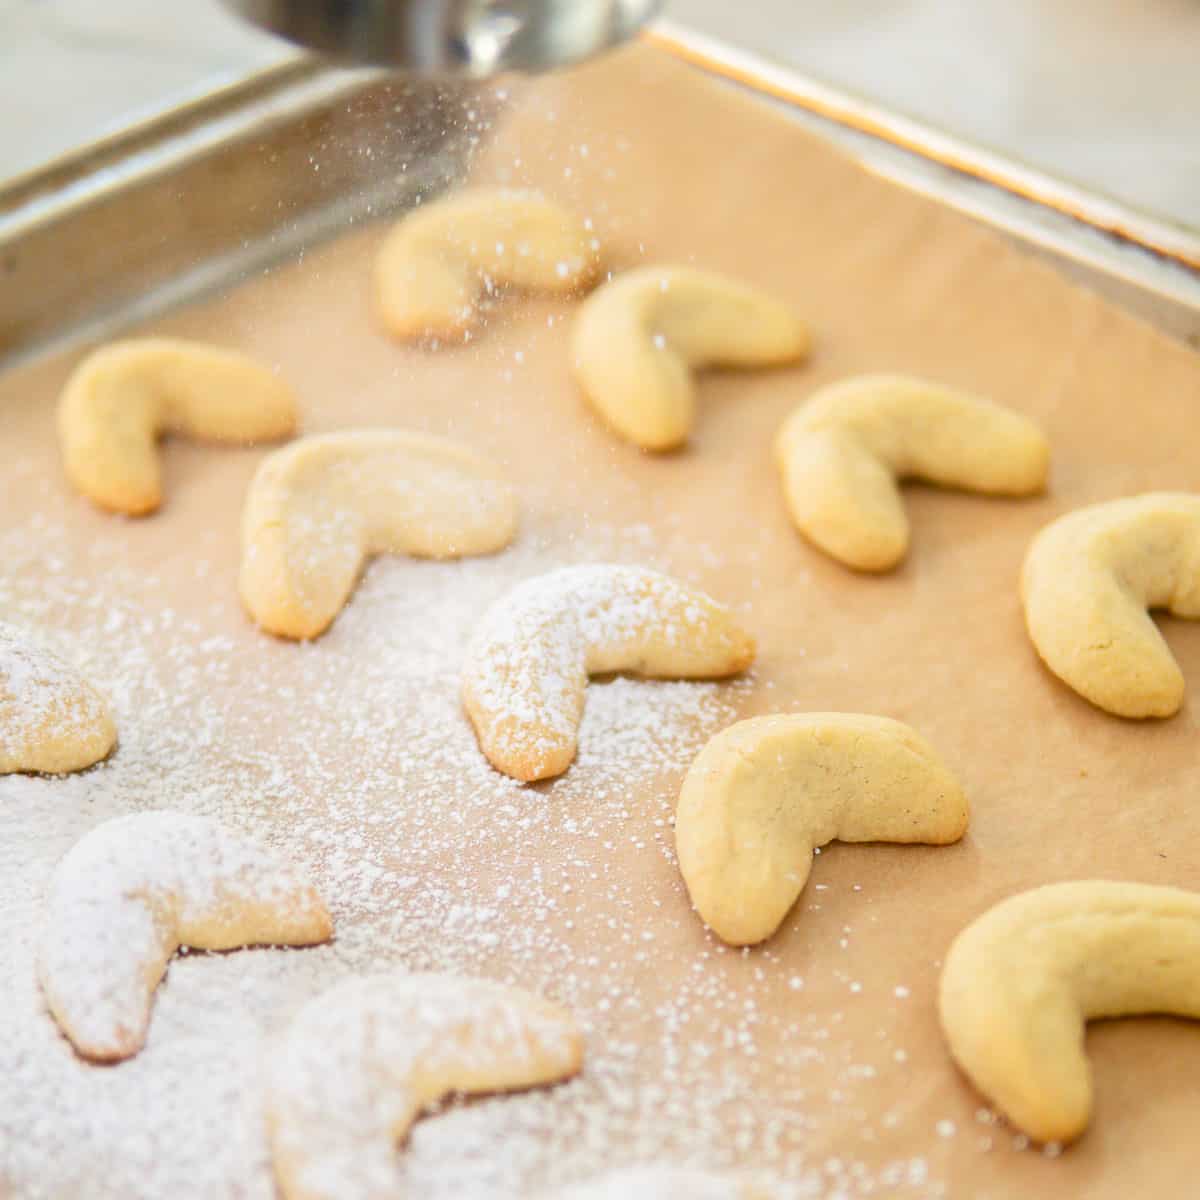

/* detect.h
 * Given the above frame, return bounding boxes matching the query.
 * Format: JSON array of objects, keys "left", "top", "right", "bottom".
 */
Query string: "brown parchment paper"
[{"left": 3, "top": 42, "right": 1200, "bottom": 1200}]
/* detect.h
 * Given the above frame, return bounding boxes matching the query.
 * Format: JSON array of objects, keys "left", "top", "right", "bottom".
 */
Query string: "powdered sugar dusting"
[
  {"left": 242, "top": 430, "right": 519, "bottom": 638},
  {"left": 39, "top": 811, "right": 330, "bottom": 1060},
  {"left": 463, "top": 564, "right": 753, "bottom": 780},
  {"left": 0, "top": 622, "right": 114, "bottom": 774},
  {"left": 269, "top": 971, "right": 580, "bottom": 1200},
  {"left": 0, "top": 489, "right": 941, "bottom": 1198},
  {"left": 549, "top": 1166, "right": 760, "bottom": 1199}
]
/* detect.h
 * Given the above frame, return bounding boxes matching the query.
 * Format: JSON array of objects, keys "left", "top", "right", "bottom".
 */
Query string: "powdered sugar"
[
  {"left": 240, "top": 430, "right": 519, "bottom": 640},
  {"left": 462, "top": 564, "right": 754, "bottom": 780},
  {"left": 39, "top": 811, "right": 330, "bottom": 1061},
  {"left": 548, "top": 1166, "right": 765, "bottom": 1198},
  {"left": 0, "top": 491, "right": 940, "bottom": 1198},
  {"left": 0, "top": 622, "right": 115, "bottom": 774},
  {"left": 268, "top": 971, "right": 581, "bottom": 1200}
]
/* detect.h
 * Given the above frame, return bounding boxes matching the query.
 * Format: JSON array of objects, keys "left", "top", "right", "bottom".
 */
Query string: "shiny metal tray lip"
[
  {"left": 1, "top": 28, "right": 1196, "bottom": 373},
  {"left": 0, "top": 60, "right": 374, "bottom": 239},
  {"left": 0, "top": 59, "right": 476, "bottom": 370},
  {"left": 648, "top": 20, "right": 1200, "bottom": 273},
  {"left": 1, "top": 60, "right": 308, "bottom": 210}
]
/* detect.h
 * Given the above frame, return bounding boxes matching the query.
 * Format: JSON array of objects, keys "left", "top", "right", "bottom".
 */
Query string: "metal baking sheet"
[
  {"left": 0, "top": 61, "right": 491, "bottom": 366},
  {"left": 1, "top": 33, "right": 1197, "bottom": 373},
  {"left": 4, "top": 42, "right": 1200, "bottom": 1200},
  {"left": 657, "top": 3, "right": 1200, "bottom": 268},
  {"left": 646, "top": 23, "right": 1200, "bottom": 340}
]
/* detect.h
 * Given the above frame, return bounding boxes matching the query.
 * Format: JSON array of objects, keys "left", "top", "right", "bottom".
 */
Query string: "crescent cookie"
[
  {"left": 1021, "top": 492, "right": 1200, "bottom": 717},
  {"left": 775, "top": 375, "right": 1048, "bottom": 570},
  {"left": 374, "top": 187, "right": 600, "bottom": 341},
  {"left": 939, "top": 880, "right": 1200, "bottom": 1143},
  {"left": 462, "top": 564, "right": 756, "bottom": 782},
  {"left": 265, "top": 971, "right": 583, "bottom": 1200},
  {"left": 675, "top": 713, "right": 968, "bottom": 945},
  {"left": 571, "top": 265, "right": 810, "bottom": 450},
  {"left": 58, "top": 338, "right": 297, "bottom": 515},
  {"left": 1, "top": 623, "right": 116, "bottom": 775},
  {"left": 240, "top": 430, "right": 519, "bottom": 640},
  {"left": 38, "top": 811, "right": 331, "bottom": 1061}
]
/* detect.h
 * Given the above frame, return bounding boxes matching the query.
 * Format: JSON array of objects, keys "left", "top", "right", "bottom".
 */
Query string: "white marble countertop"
[
  {"left": 674, "top": 0, "right": 1200, "bottom": 239},
  {"left": 0, "top": 0, "right": 293, "bottom": 181},
  {"left": 2, "top": 0, "right": 1197, "bottom": 237}
]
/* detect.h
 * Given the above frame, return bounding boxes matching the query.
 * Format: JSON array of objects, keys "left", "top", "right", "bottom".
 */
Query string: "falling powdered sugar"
[{"left": 0, "top": 494, "right": 942, "bottom": 1199}]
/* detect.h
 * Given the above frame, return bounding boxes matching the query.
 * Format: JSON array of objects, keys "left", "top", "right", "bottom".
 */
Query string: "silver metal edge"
[
  {"left": 646, "top": 20, "right": 1199, "bottom": 345},
  {"left": 648, "top": 20, "right": 1200, "bottom": 268},
  {"left": 0, "top": 64, "right": 489, "bottom": 368},
  {"left": 1, "top": 65, "right": 380, "bottom": 243},
  {"left": 0, "top": 58, "right": 308, "bottom": 203},
  {"left": 2, "top": 25, "right": 1196, "bottom": 370}
]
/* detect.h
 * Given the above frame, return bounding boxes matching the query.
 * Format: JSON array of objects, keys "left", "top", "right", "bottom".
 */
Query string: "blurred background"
[
  {"left": 1, "top": 0, "right": 1196, "bottom": 358},
  {"left": 2, "top": 0, "right": 1197, "bottom": 233}
]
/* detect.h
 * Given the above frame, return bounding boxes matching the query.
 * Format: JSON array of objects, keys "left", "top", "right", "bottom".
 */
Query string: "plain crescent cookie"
[
  {"left": 775, "top": 375, "right": 1049, "bottom": 570},
  {"left": 57, "top": 337, "right": 297, "bottom": 516},
  {"left": 675, "top": 713, "right": 968, "bottom": 945},
  {"left": 240, "top": 430, "right": 519, "bottom": 640},
  {"left": 461, "top": 564, "right": 756, "bottom": 782},
  {"left": 1021, "top": 492, "right": 1200, "bottom": 717},
  {"left": 374, "top": 187, "right": 600, "bottom": 341},
  {"left": 571, "top": 265, "right": 810, "bottom": 450},
  {"left": 265, "top": 971, "right": 583, "bottom": 1200},
  {"left": 38, "top": 811, "right": 332, "bottom": 1061},
  {"left": 939, "top": 880, "right": 1200, "bottom": 1144},
  {"left": 0, "top": 623, "right": 116, "bottom": 775}
]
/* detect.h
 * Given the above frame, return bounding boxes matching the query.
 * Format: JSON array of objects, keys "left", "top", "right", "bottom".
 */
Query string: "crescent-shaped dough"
[
  {"left": 571, "top": 265, "right": 810, "bottom": 451},
  {"left": 939, "top": 880, "right": 1200, "bottom": 1144},
  {"left": 265, "top": 971, "right": 583, "bottom": 1200},
  {"left": 374, "top": 187, "right": 600, "bottom": 341},
  {"left": 38, "top": 812, "right": 332, "bottom": 1061},
  {"left": 240, "top": 430, "right": 519, "bottom": 640},
  {"left": 775, "top": 375, "right": 1049, "bottom": 570},
  {"left": 1021, "top": 492, "right": 1200, "bottom": 717},
  {"left": 1, "top": 623, "right": 116, "bottom": 774},
  {"left": 675, "top": 713, "right": 968, "bottom": 946},
  {"left": 462, "top": 564, "right": 756, "bottom": 782},
  {"left": 58, "top": 338, "right": 297, "bottom": 515}
]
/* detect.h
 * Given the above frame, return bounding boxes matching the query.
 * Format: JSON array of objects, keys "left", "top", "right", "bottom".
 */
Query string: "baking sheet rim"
[{"left": 646, "top": 20, "right": 1200, "bottom": 273}]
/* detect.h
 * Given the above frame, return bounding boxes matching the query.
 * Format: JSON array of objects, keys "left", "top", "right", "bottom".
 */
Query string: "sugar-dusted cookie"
[
  {"left": 940, "top": 880, "right": 1200, "bottom": 1144},
  {"left": 58, "top": 338, "right": 297, "bottom": 515},
  {"left": 775, "top": 375, "right": 1048, "bottom": 570},
  {"left": 38, "top": 811, "right": 331, "bottom": 1061},
  {"left": 240, "top": 430, "right": 519, "bottom": 640},
  {"left": 1, "top": 623, "right": 116, "bottom": 775},
  {"left": 462, "top": 564, "right": 756, "bottom": 782},
  {"left": 571, "top": 265, "right": 809, "bottom": 450},
  {"left": 1021, "top": 492, "right": 1200, "bottom": 717},
  {"left": 374, "top": 188, "right": 600, "bottom": 341},
  {"left": 265, "top": 971, "right": 583, "bottom": 1200},
  {"left": 676, "top": 714, "right": 968, "bottom": 945}
]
